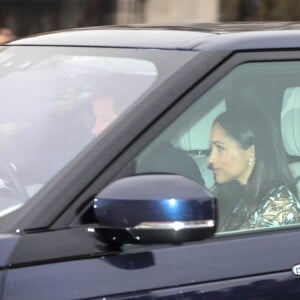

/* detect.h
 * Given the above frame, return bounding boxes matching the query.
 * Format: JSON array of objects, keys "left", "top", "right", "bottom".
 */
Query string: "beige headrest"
[
  {"left": 173, "top": 101, "right": 226, "bottom": 151},
  {"left": 281, "top": 87, "right": 300, "bottom": 156}
]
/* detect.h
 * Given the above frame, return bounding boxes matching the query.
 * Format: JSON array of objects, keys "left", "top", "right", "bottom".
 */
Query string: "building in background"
[
  {"left": 116, "top": 0, "right": 219, "bottom": 24},
  {"left": 0, "top": 0, "right": 117, "bottom": 38},
  {"left": 1, "top": 0, "right": 300, "bottom": 39},
  {"left": 1, "top": 0, "right": 219, "bottom": 38}
]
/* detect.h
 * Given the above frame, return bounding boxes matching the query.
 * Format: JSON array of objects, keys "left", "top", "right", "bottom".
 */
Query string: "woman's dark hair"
[{"left": 213, "top": 107, "right": 296, "bottom": 230}]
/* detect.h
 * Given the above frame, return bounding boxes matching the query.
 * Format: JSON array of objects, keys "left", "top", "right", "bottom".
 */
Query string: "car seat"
[
  {"left": 281, "top": 87, "right": 300, "bottom": 197},
  {"left": 172, "top": 101, "right": 226, "bottom": 189}
]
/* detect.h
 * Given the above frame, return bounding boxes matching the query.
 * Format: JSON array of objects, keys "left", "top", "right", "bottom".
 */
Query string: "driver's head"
[{"left": 91, "top": 94, "right": 118, "bottom": 136}]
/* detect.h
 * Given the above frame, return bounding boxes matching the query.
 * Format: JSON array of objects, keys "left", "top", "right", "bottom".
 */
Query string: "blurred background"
[{"left": 1, "top": 0, "right": 300, "bottom": 39}]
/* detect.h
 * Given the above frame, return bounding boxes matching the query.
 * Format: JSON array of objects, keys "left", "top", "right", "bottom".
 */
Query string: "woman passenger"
[{"left": 208, "top": 107, "right": 300, "bottom": 232}]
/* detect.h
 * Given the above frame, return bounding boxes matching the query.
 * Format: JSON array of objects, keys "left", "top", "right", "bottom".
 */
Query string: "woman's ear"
[{"left": 247, "top": 145, "right": 255, "bottom": 161}]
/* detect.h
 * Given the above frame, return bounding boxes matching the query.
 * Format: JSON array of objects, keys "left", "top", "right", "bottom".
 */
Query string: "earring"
[{"left": 248, "top": 158, "right": 254, "bottom": 166}]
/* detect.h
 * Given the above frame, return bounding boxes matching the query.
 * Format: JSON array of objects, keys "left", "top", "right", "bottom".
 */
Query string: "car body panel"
[
  {"left": 0, "top": 235, "right": 20, "bottom": 299},
  {"left": 10, "top": 23, "right": 300, "bottom": 51},
  {"left": 107, "top": 273, "right": 299, "bottom": 299},
  {"left": 10, "top": 29, "right": 215, "bottom": 50},
  {"left": 0, "top": 235, "right": 19, "bottom": 267},
  {"left": 4, "top": 229, "right": 300, "bottom": 299}
]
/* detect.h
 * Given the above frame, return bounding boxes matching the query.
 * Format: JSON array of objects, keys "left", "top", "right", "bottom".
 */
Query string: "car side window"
[{"left": 134, "top": 61, "right": 300, "bottom": 235}]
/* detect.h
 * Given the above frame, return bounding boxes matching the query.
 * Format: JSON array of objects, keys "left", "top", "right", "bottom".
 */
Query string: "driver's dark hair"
[{"left": 212, "top": 106, "right": 296, "bottom": 230}]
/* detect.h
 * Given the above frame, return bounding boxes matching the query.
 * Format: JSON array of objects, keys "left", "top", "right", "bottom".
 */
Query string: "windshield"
[{"left": 0, "top": 45, "right": 195, "bottom": 217}]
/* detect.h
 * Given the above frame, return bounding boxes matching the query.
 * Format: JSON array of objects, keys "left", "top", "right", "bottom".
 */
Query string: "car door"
[
  {"left": 129, "top": 51, "right": 300, "bottom": 299},
  {"left": 3, "top": 50, "right": 300, "bottom": 300}
]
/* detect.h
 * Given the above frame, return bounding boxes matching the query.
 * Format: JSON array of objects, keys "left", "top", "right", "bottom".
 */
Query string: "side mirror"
[{"left": 93, "top": 174, "right": 217, "bottom": 245}]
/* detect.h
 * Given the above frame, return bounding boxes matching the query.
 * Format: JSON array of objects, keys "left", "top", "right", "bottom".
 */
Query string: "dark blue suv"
[{"left": 0, "top": 23, "right": 300, "bottom": 299}]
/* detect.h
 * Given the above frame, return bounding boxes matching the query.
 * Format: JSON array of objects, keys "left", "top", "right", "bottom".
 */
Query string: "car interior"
[
  {"left": 169, "top": 84, "right": 300, "bottom": 198},
  {"left": 136, "top": 61, "right": 300, "bottom": 209},
  {"left": 281, "top": 86, "right": 300, "bottom": 197}
]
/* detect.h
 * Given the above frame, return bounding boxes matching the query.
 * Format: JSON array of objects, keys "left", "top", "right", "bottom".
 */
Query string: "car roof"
[{"left": 10, "top": 22, "right": 300, "bottom": 51}]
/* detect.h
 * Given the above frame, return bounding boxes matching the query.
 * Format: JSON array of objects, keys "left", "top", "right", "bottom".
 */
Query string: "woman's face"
[{"left": 208, "top": 123, "right": 255, "bottom": 185}]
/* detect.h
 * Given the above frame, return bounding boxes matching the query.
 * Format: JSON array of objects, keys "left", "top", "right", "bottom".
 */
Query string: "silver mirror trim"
[{"left": 134, "top": 220, "right": 215, "bottom": 231}]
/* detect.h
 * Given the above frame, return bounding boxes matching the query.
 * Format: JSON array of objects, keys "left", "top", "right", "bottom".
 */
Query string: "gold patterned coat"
[{"left": 242, "top": 185, "right": 300, "bottom": 229}]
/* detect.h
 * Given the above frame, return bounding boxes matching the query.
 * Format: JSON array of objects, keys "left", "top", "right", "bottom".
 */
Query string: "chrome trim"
[
  {"left": 134, "top": 220, "right": 215, "bottom": 231},
  {"left": 292, "top": 264, "right": 300, "bottom": 276}
]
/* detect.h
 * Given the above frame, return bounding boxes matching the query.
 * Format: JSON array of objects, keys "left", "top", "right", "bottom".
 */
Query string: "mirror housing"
[{"left": 93, "top": 174, "right": 217, "bottom": 245}]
